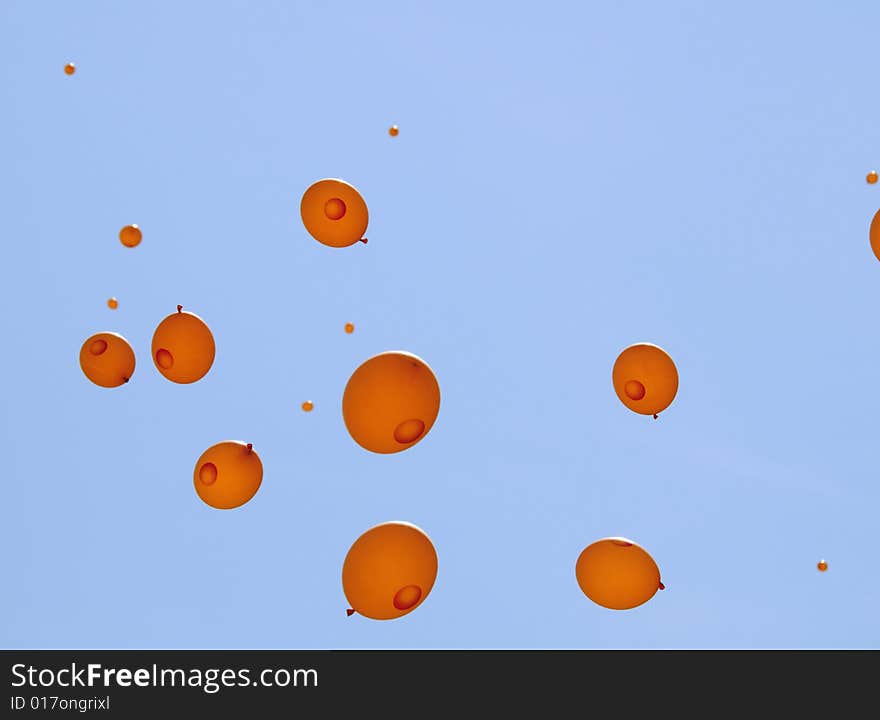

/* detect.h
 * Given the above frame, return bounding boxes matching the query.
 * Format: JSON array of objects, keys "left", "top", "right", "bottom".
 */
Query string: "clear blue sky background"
[{"left": 1, "top": 1, "right": 878, "bottom": 649}]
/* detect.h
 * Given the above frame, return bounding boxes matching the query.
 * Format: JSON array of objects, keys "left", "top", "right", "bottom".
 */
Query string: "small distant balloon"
[
  {"left": 342, "top": 351, "right": 441, "bottom": 454},
  {"left": 342, "top": 521, "right": 438, "bottom": 620},
  {"left": 301, "top": 400, "right": 314, "bottom": 412},
  {"left": 64, "top": 62, "right": 76, "bottom": 76},
  {"left": 576, "top": 537, "right": 664, "bottom": 610},
  {"left": 193, "top": 441, "right": 263, "bottom": 509},
  {"left": 870, "top": 209, "right": 880, "bottom": 262},
  {"left": 151, "top": 305, "right": 215, "bottom": 384},
  {"left": 344, "top": 323, "right": 355, "bottom": 334},
  {"left": 119, "top": 224, "right": 142, "bottom": 248},
  {"left": 388, "top": 125, "right": 399, "bottom": 137},
  {"left": 612, "top": 343, "right": 679, "bottom": 418},
  {"left": 817, "top": 559, "right": 828, "bottom": 572},
  {"left": 867, "top": 171, "right": 878, "bottom": 185},
  {"left": 107, "top": 297, "right": 118, "bottom": 310},
  {"left": 79, "top": 331, "right": 135, "bottom": 388},
  {"left": 300, "top": 179, "right": 369, "bottom": 248}
]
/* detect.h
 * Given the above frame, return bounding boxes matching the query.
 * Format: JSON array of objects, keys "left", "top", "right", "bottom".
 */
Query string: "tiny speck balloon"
[
  {"left": 119, "top": 224, "right": 142, "bottom": 248},
  {"left": 302, "top": 400, "right": 314, "bottom": 412},
  {"left": 817, "top": 559, "right": 828, "bottom": 572},
  {"left": 868, "top": 171, "right": 878, "bottom": 185},
  {"left": 389, "top": 125, "right": 399, "bottom": 137},
  {"left": 345, "top": 323, "right": 355, "bottom": 334},
  {"left": 107, "top": 298, "right": 119, "bottom": 310},
  {"left": 64, "top": 63, "right": 76, "bottom": 75}
]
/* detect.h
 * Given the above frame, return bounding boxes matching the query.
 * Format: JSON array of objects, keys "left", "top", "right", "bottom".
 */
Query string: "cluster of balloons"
[
  {"left": 73, "top": 68, "right": 838, "bottom": 624},
  {"left": 80, "top": 305, "right": 215, "bottom": 389}
]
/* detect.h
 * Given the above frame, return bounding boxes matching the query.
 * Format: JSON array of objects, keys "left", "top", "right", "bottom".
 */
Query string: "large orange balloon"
[
  {"left": 576, "top": 537, "right": 664, "bottom": 610},
  {"left": 612, "top": 343, "right": 678, "bottom": 418},
  {"left": 342, "top": 521, "right": 438, "bottom": 620},
  {"left": 300, "top": 179, "right": 369, "bottom": 248},
  {"left": 151, "top": 305, "right": 215, "bottom": 384},
  {"left": 193, "top": 441, "right": 263, "bottom": 509},
  {"left": 342, "top": 351, "right": 440, "bottom": 454},
  {"left": 79, "top": 332, "right": 136, "bottom": 388},
  {"left": 870, "top": 209, "right": 880, "bottom": 262}
]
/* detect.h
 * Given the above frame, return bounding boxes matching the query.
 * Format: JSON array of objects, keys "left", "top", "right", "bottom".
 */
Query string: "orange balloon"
[
  {"left": 389, "top": 125, "right": 399, "bottom": 137},
  {"left": 79, "top": 332, "right": 135, "bottom": 388},
  {"left": 300, "top": 179, "right": 369, "bottom": 248},
  {"left": 817, "top": 559, "right": 828, "bottom": 572},
  {"left": 107, "top": 297, "right": 118, "bottom": 310},
  {"left": 64, "top": 62, "right": 76, "bottom": 75},
  {"left": 301, "top": 400, "right": 314, "bottom": 412},
  {"left": 119, "top": 224, "right": 142, "bottom": 248},
  {"left": 576, "top": 537, "right": 664, "bottom": 610},
  {"left": 344, "top": 322, "right": 355, "bottom": 334},
  {"left": 870, "top": 209, "right": 880, "bottom": 262},
  {"left": 342, "top": 351, "right": 440, "bottom": 454},
  {"left": 612, "top": 343, "right": 678, "bottom": 418},
  {"left": 151, "top": 305, "right": 215, "bottom": 384},
  {"left": 342, "top": 521, "right": 438, "bottom": 620},
  {"left": 193, "top": 441, "right": 263, "bottom": 509},
  {"left": 867, "top": 171, "right": 878, "bottom": 185}
]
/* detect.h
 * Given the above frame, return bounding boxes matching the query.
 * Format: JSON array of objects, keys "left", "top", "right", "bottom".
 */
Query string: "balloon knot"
[
  {"left": 122, "top": 376, "right": 130, "bottom": 383},
  {"left": 659, "top": 582, "right": 665, "bottom": 590},
  {"left": 246, "top": 443, "right": 253, "bottom": 453},
  {"left": 177, "top": 305, "right": 183, "bottom": 313},
  {"left": 653, "top": 413, "right": 658, "bottom": 420},
  {"left": 346, "top": 608, "right": 355, "bottom": 617},
  {"left": 360, "top": 237, "right": 368, "bottom": 244}
]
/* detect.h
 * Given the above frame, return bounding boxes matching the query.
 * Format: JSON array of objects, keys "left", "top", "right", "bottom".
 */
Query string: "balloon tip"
[
  {"left": 346, "top": 608, "right": 355, "bottom": 617},
  {"left": 653, "top": 413, "right": 659, "bottom": 420},
  {"left": 659, "top": 582, "right": 665, "bottom": 590},
  {"left": 177, "top": 304, "right": 183, "bottom": 313},
  {"left": 122, "top": 376, "right": 130, "bottom": 384},
  {"left": 246, "top": 443, "right": 253, "bottom": 453},
  {"left": 360, "top": 237, "right": 368, "bottom": 244}
]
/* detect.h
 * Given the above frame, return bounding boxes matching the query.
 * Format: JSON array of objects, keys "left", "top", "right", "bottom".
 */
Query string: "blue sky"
[{"left": 1, "top": 0, "right": 879, "bottom": 649}]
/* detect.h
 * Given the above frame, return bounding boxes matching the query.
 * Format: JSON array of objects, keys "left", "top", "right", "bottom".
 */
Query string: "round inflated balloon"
[
  {"left": 817, "top": 559, "right": 828, "bottom": 572},
  {"left": 151, "top": 305, "right": 215, "bottom": 384},
  {"left": 342, "top": 351, "right": 440, "bottom": 454},
  {"left": 301, "top": 400, "right": 314, "bottom": 412},
  {"left": 389, "top": 125, "right": 399, "bottom": 137},
  {"left": 576, "top": 537, "right": 664, "bottom": 610},
  {"left": 344, "top": 322, "right": 355, "bottom": 334},
  {"left": 612, "top": 343, "right": 678, "bottom": 418},
  {"left": 342, "top": 521, "right": 438, "bottom": 620},
  {"left": 193, "top": 441, "right": 263, "bottom": 509},
  {"left": 300, "top": 179, "right": 368, "bottom": 248},
  {"left": 867, "top": 171, "right": 878, "bottom": 185},
  {"left": 107, "top": 297, "right": 118, "bottom": 310},
  {"left": 870, "top": 209, "right": 880, "bottom": 262},
  {"left": 64, "top": 63, "right": 76, "bottom": 76},
  {"left": 79, "top": 332, "right": 135, "bottom": 388},
  {"left": 119, "top": 224, "right": 142, "bottom": 248}
]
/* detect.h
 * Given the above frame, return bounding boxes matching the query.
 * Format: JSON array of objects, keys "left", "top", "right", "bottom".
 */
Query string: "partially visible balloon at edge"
[{"left": 870, "top": 209, "right": 880, "bottom": 262}]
